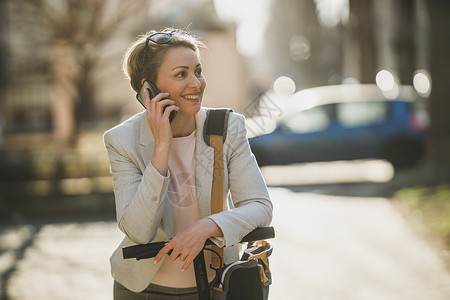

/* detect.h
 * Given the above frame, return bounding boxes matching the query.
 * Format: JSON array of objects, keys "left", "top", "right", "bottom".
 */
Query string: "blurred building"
[
  {"left": 1, "top": 0, "right": 254, "bottom": 146},
  {"left": 0, "top": 0, "right": 255, "bottom": 216}
]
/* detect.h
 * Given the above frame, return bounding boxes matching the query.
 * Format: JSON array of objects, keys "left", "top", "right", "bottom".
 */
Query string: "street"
[
  {"left": 268, "top": 187, "right": 450, "bottom": 299},
  {"left": 2, "top": 162, "right": 450, "bottom": 299}
]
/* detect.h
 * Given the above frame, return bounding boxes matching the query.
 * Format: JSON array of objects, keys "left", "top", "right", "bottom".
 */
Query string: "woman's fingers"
[
  {"left": 146, "top": 91, "right": 178, "bottom": 124},
  {"left": 178, "top": 251, "right": 188, "bottom": 262},
  {"left": 181, "top": 255, "right": 195, "bottom": 272},
  {"left": 153, "top": 238, "right": 204, "bottom": 271},
  {"left": 153, "top": 242, "right": 172, "bottom": 264},
  {"left": 146, "top": 90, "right": 169, "bottom": 112},
  {"left": 152, "top": 220, "right": 220, "bottom": 270}
]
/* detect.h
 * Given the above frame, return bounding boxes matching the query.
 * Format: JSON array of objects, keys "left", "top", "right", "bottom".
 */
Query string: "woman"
[{"left": 104, "top": 28, "right": 273, "bottom": 299}]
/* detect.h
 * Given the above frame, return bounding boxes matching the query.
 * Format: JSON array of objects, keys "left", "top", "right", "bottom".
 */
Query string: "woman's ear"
[{"left": 141, "top": 78, "right": 146, "bottom": 85}]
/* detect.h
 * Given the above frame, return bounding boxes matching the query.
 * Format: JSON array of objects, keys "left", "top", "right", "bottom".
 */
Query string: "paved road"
[
  {"left": 268, "top": 187, "right": 450, "bottom": 300},
  {"left": 0, "top": 217, "right": 121, "bottom": 300},
  {"left": 2, "top": 185, "right": 450, "bottom": 299}
]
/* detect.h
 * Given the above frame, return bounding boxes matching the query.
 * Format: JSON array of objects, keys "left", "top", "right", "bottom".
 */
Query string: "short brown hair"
[{"left": 122, "top": 28, "right": 205, "bottom": 93}]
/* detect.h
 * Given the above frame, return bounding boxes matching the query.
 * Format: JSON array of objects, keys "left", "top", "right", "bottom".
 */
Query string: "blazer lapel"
[
  {"left": 138, "top": 112, "right": 175, "bottom": 238},
  {"left": 195, "top": 108, "right": 214, "bottom": 218}
]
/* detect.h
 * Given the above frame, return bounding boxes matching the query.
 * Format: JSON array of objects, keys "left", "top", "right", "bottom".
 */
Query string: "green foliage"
[{"left": 394, "top": 185, "right": 450, "bottom": 248}]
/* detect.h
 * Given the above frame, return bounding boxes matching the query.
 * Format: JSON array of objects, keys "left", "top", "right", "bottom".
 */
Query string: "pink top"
[{"left": 151, "top": 130, "right": 214, "bottom": 287}]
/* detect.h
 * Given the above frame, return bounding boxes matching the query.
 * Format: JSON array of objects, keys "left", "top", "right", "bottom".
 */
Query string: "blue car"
[{"left": 248, "top": 84, "right": 428, "bottom": 169}]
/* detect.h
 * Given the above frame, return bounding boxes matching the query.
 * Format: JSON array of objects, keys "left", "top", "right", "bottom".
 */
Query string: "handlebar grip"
[
  {"left": 122, "top": 241, "right": 166, "bottom": 260},
  {"left": 240, "top": 226, "right": 275, "bottom": 243}
]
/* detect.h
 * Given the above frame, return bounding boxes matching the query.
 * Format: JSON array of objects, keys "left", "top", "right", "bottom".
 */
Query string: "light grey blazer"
[{"left": 103, "top": 107, "right": 273, "bottom": 292}]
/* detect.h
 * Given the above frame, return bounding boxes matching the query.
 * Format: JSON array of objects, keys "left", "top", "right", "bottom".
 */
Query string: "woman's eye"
[
  {"left": 176, "top": 71, "right": 186, "bottom": 78},
  {"left": 195, "top": 69, "right": 203, "bottom": 76}
]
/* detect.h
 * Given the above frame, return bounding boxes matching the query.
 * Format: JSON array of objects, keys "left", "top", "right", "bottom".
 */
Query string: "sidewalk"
[
  {"left": 268, "top": 187, "right": 450, "bottom": 300},
  {"left": 0, "top": 217, "right": 120, "bottom": 300}
]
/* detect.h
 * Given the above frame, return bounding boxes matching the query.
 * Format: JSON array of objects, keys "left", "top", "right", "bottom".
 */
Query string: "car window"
[
  {"left": 281, "top": 106, "right": 330, "bottom": 134},
  {"left": 337, "top": 101, "right": 387, "bottom": 128}
]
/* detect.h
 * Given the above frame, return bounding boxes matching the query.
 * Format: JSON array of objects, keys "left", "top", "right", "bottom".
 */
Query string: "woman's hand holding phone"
[
  {"left": 153, "top": 218, "right": 223, "bottom": 271},
  {"left": 144, "top": 88, "right": 179, "bottom": 176}
]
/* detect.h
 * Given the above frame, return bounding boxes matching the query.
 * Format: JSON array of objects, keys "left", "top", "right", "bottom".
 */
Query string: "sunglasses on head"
[
  {"left": 146, "top": 31, "right": 174, "bottom": 45},
  {"left": 141, "top": 31, "right": 175, "bottom": 65}
]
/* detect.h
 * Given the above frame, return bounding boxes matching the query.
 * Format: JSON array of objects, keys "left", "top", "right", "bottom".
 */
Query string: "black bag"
[{"left": 212, "top": 241, "right": 273, "bottom": 300}]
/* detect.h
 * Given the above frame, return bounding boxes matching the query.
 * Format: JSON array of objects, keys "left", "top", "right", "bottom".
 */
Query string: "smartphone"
[{"left": 136, "top": 81, "right": 176, "bottom": 123}]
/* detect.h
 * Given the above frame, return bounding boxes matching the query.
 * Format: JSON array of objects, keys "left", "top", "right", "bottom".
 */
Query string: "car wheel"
[{"left": 383, "top": 140, "right": 424, "bottom": 170}]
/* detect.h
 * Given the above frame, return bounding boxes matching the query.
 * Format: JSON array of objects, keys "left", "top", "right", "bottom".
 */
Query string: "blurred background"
[{"left": 1, "top": 0, "right": 450, "bottom": 299}]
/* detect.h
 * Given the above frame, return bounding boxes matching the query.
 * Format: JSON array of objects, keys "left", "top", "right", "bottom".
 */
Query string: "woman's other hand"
[{"left": 153, "top": 218, "right": 223, "bottom": 271}]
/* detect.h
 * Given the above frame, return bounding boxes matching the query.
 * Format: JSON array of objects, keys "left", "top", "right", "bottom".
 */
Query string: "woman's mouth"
[{"left": 182, "top": 94, "right": 200, "bottom": 102}]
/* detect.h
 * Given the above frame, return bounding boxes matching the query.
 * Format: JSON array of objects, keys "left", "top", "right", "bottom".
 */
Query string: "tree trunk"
[
  {"left": 349, "top": 0, "right": 377, "bottom": 83},
  {"left": 393, "top": 0, "right": 415, "bottom": 85},
  {"left": 425, "top": 0, "right": 450, "bottom": 181},
  {"left": 50, "top": 41, "right": 79, "bottom": 148}
]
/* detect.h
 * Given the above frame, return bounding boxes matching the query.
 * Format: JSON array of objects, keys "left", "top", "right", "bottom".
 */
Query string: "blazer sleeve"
[
  {"left": 208, "top": 113, "right": 273, "bottom": 247},
  {"left": 103, "top": 129, "right": 170, "bottom": 244}
]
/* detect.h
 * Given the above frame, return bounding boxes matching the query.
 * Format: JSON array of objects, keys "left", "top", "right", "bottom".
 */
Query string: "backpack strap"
[
  {"left": 203, "top": 108, "right": 232, "bottom": 268},
  {"left": 203, "top": 109, "right": 232, "bottom": 215},
  {"left": 203, "top": 108, "right": 232, "bottom": 146}
]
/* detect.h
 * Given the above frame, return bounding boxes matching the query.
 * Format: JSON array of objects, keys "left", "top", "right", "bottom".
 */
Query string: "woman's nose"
[{"left": 188, "top": 75, "right": 201, "bottom": 89}]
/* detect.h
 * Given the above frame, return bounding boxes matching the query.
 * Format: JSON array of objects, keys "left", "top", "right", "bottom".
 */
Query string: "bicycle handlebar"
[{"left": 122, "top": 226, "right": 275, "bottom": 260}]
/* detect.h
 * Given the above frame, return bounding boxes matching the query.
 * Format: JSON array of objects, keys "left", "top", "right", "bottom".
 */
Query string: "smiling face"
[{"left": 155, "top": 46, "right": 206, "bottom": 118}]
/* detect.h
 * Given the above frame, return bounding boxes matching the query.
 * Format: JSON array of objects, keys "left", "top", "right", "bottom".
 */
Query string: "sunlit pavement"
[
  {"left": 268, "top": 188, "right": 450, "bottom": 300},
  {"left": 0, "top": 219, "right": 121, "bottom": 300},
  {"left": 2, "top": 161, "right": 450, "bottom": 299}
]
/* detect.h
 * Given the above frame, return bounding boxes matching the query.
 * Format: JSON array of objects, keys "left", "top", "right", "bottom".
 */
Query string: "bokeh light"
[
  {"left": 314, "top": 0, "right": 349, "bottom": 28},
  {"left": 274, "top": 76, "right": 296, "bottom": 98},
  {"left": 376, "top": 70, "right": 395, "bottom": 92},
  {"left": 376, "top": 70, "right": 399, "bottom": 99},
  {"left": 413, "top": 70, "right": 432, "bottom": 97},
  {"left": 289, "top": 35, "right": 311, "bottom": 62}
]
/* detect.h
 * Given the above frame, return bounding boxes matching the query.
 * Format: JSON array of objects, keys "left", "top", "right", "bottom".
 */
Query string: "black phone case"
[{"left": 136, "top": 81, "right": 176, "bottom": 122}]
